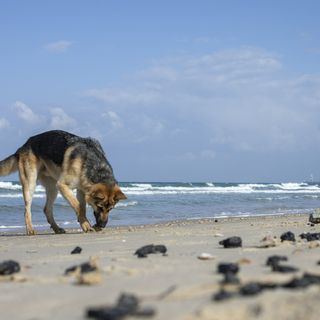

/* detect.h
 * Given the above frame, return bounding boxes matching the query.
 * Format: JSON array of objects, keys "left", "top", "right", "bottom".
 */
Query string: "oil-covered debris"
[
  {"left": 222, "top": 272, "right": 240, "bottom": 284},
  {"left": 71, "top": 246, "right": 82, "bottom": 254},
  {"left": 266, "top": 255, "right": 288, "bottom": 267},
  {"left": 212, "top": 289, "right": 236, "bottom": 301},
  {"left": 0, "top": 260, "right": 21, "bottom": 275},
  {"left": 239, "top": 282, "right": 264, "bottom": 296},
  {"left": 300, "top": 232, "right": 320, "bottom": 241},
  {"left": 217, "top": 263, "right": 239, "bottom": 275},
  {"left": 86, "top": 293, "right": 156, "bottom": 319},
  {"left": 282, "top": 273, "right": 320, "bottom": 289},
  {"left": 219, "top": 236, "right": 242, "bottom": 248},
  {"left": 213, "top": 272, "right": 320, "bottom": 302},
  {"left": 64, "top": 258, "right": 100, "bottom": 285},
  {"left": 217, "top": 263, "right": 240, "bottom": 284},
  {"left": 266, "top": 255, "right": 298, "bottom": 273},
  {"left": 271, "top": 264, "right": 299, "bottom": 273},
  {"left": 65, "top": 260, "right": 97, "bottom": 275},
  {"left": 280, "top": 231, "right": 296, "bottom": 242},
  {"left": 134, "top": 244, "right": 167, "bottom": 258}
]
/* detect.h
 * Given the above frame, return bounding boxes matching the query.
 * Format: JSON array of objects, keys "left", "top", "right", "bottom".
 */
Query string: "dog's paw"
[
  {"left": 81, "top": 221, "right": 95, "bottom": 233},
  {"left": 93, "top": 224, "right": 103, "bottom": 231},
  {"left": 26, "top": 229, "right": 36, "bottom": 236},
  {"left": 54, "top": 227, "right": 66, "bottom": 234}
]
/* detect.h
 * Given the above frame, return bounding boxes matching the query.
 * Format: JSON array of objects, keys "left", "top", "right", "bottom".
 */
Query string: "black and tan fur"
[{"left": 0, "top": 130, "right": 126, "bottom": 235}]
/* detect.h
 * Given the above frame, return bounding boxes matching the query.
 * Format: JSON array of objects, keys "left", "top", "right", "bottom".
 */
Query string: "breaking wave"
[
  {"left": 1, "top": 181, "right": 320, "bottom": 197},
  {"left": 120, "top": 182, "right": 320, "bottom": 195}
]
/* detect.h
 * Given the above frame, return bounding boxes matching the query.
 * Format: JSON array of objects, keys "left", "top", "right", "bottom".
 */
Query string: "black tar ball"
[
  {"left": 0, "top": 260, "right": 21, "bottom": 275},
  {"left": 300, "top": 232, "right": 320, "bottom": 241},
  {"left": 134, "top": 244, "right": 167, "bottom": 258},
  {"left": 217, "top": 263, "right": 239, "bottom": 275},
  {"left": 280, "top": 231, "right": 296, "bottom": 242},
  {"left": 219, "top": 236, "right": 242, "bottom": 248},
  {"left": 71, "top": 246, "right": 82, "bottom": 254},
  {"left": 266, "top": 255, "right": 288, "bottom": 267}
]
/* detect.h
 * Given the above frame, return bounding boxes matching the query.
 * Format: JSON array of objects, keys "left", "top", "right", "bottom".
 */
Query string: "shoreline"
[
  {"left": 0, "top": 212, "right": 312, "bottom": 236},
  {"left": 0, "top": 213, "right": 320, "bottom": 319}
]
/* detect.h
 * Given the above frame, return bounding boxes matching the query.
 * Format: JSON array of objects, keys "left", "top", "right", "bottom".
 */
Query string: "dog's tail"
[{"left": 0, "top": 154, "right": 18, "bottom": 176}]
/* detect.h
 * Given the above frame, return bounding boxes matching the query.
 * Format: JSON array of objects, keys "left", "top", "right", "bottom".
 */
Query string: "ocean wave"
[
  {"left": 130, "top": 183, "right": 153, "bottom": 189},
  {"left": 0, "top": 193, "right": 64, "bottom": 198},
  {"left": 0, "top": 181, "right": 45, "bottom": 192},
  {"left": 0, "top": 225, "right": 25, "bottom": 229},
  {"left": 1, "top": 181, "right": 320, "bottom": 198},
  {"left": 0, "top": 181, "right": 22, "bottom": 190},
  {"left": 115, "top": 201, "right": 138, "bottom": 208},
  {"left": 0, "top": 194, "right": 47, "bottom": 198},
  {"left": 122, "top": 183, "right": 320, "bottom": 195}
]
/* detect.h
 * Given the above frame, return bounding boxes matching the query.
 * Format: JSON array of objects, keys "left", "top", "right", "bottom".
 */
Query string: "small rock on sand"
[
  {"left": 197, "top": 253, "right": 216, "bottom": 260},
  {"left": 309, "top": 209, "right": 320, "bottom": 224}
]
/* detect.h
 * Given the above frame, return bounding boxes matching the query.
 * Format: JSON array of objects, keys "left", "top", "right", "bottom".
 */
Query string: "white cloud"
[
  {"left": 102, "top": 111, "right": 123, "bottom": 129},
  {"left": 173, "top": 149, "right": 216, "bottom": 161},
  {"left": 44, "top": 40, "right": 73, "bottom": 53},
  {"left": 0, "top": 117, "right": 9, "bottom": 129},
  {"left": 85, "top": 47, "right": 320, "bottom": 156},
  {"left": 86, "top": 87, "right": 160, "bottom": 105},
  {"left": 49, "top": 108, "right": 76, "bottom": 129},
  {"left": 200, "top": 149, "right": 216, "bottom": 160},
  {"left": 138, "top": 66, "right": 178, "bottom": 82},
  {"left": 13, "top": 101, "right": 44, "bottom": 124},
  {"left": 130, "top": 114, "right": 164, "bottom": 142}
]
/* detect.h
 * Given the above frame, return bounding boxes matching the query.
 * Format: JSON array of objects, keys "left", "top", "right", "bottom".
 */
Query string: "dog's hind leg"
[
  {"left": 40, "top": 175, "right": 66, "bottom": 234},
  {"left": 18, "top": 153, "right": 38, "bottom": 235}
]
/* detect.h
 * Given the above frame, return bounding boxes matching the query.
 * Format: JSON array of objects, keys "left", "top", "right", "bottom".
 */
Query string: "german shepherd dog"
[{"left": 0, "top": 130, "right": 126, "bottom": 235}]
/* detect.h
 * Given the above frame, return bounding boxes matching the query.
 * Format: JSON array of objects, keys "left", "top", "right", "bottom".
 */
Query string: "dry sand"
[{"left": 1, "top": 214, "right": 320, "bottom": 320}]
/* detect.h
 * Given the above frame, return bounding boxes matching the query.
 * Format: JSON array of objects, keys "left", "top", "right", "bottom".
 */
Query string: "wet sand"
[{"left": 0, "top": 214, "right": 320, "bottom": 320}]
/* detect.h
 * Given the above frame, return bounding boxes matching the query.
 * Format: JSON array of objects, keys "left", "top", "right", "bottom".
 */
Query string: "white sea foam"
[
  {"left": 0, "top": 193, "right": 64, "bottom": 199},
  {"left": 0, "top": 181, "right": 21, "bottom": 190},
  {"left": 122, "top": 183, "right": 320, "bottom": 195},
  {"left": 280, "top": 182, "right": 308, "bottom": 189},
  {"left": 0, "top": 181, "right": 45, "bottom": 192},
  {"left": 115, "top": 201, "right": 138, "bottom": 208},
  {"left": 0, "top": 221, "right": 78, "bottom": 230},
  {"left": 0, "top": 225, "right": 25, "bottom": 229},
  {"left": 1, "top": 181, "right": 320, "bottom": 199},
  {"left": 131, "top": 183, "right": 153, "bottom": 189},
  {"left": 0, "top": 194, "right": 47, "bottom": 198}
]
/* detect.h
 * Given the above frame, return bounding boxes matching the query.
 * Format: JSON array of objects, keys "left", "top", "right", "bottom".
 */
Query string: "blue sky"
[{"left": 1, "top": 1, "right": 320, "bottom": 182}]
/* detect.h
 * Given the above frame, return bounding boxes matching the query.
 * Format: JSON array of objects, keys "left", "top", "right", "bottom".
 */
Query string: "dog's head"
[{"left": 86, "top": 183, "right": 127, "bottom": 230}]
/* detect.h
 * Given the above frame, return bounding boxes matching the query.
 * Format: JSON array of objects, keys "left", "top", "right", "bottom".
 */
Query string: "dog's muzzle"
[{"left": 93, "top": 211, "right": 109, "bottom": 230}]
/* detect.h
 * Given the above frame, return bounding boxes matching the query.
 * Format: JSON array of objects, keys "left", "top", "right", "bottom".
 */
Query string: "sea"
[{"left": 1, "top": 181, "right": 320, "bottom": 232}]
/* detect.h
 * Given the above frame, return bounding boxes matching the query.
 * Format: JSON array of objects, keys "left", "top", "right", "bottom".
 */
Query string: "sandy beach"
[{"left": 1, "top": 214, "right": 320, "bottom": 320}]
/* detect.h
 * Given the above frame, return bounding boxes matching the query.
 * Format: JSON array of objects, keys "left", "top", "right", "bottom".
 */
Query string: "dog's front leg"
[{"left": 57, "top": 181, "right": 94, "bottom": 232}]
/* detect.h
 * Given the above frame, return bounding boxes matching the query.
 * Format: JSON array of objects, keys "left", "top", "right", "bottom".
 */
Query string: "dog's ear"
[{"left": 114, "top": 185, "right": 127, "bottom": 201}]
